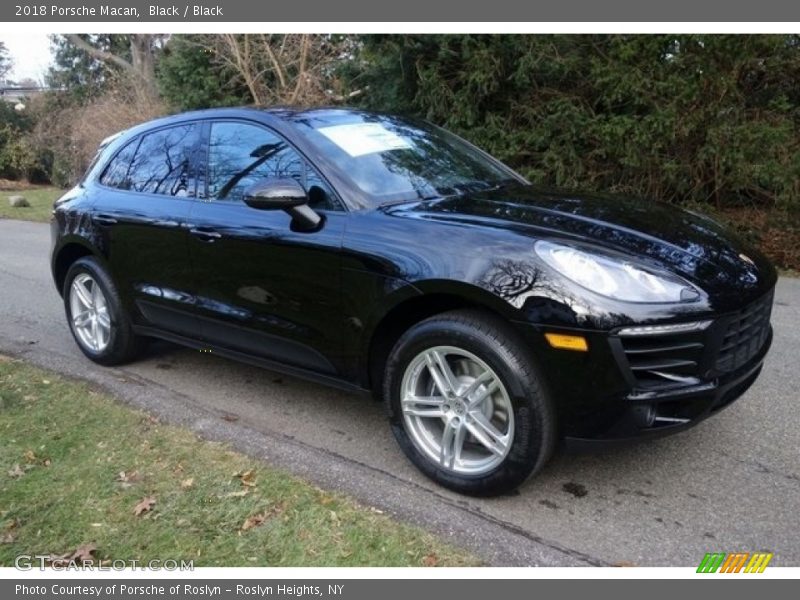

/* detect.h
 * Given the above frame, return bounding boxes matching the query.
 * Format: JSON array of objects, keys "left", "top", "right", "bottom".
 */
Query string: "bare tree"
[
  {"left": 28, "top": 76, "right": 165, "bottom": 186},
  {"left": 477, "top": 259, "right": 542, "bottom": 306},
  {"left": 198, "top": 34, "right": 357, "bottom": 106},
  {"left": 64, "top": 34, "right": 164, "bottom": 98},
  {"left": 0, "top": 41, "right": 12, "bottom": 81}
]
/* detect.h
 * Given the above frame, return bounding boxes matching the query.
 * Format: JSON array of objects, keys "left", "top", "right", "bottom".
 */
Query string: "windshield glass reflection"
[{"left": 293, "top": 111, "right": 520, "bottom": 204}]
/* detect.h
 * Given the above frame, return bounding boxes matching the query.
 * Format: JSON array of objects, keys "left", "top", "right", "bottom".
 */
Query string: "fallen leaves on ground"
[
  {"left": 718, "top": 207, "right": 800, "bottom": 271},
  {"left": 69, "top": 543, "right": 97, "bottom": 563},
  {"left": 7, "top": 464, "right": 25, "bottom": 478},
  {"left": 240, "top": 503, "right": 285, "bottom": 532},
  {"left": 18, "top": 450, "right": 50, "bottom": 467},
  {"left": 223, "top": 490, "right": 250, "bottom": 498},
  {"left": 422, "top": 553, "right": 439, "bottom": 567},
  {"left": 0, "top": 531, "right": 15, "bottom": 544},
  {"left": 115, "top": 470, "right": 141, "bottom": 488},
  {"left": 47, "top": 543, "right": 97, "bottom": 567},
  {"left": 236, "top": 469, "right": 257, "bottom": 487},
  {"left": 133, "top": 496, "right": 156, "bottom": 516},
  {"left": 240, "top": 513, "right": 266, "bottom": 532},
  {"left": 1, "top": 520, "right": 19, "bottom": 544}
]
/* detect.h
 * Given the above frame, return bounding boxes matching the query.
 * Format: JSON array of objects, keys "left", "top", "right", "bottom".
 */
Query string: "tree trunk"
[
  {"left": 129, "top": 35, "right": 158, "bottom": 98},
  {"left": 65, "top": 34, "right": 160, "bottom": 99}
]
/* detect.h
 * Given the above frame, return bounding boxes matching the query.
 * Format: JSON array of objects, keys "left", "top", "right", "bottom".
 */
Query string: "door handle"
[
  {"left": 153, "top": 219, "right": 179, "bottom": 228},
  {"left": 188, "top": 227, "right": 222, "bottom": 242},
  {"left": 94, "top": 214, "right": 118, "bottom": 226}
]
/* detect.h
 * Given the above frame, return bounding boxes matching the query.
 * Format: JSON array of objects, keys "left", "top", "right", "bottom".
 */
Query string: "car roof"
[
  {"left": 92, "top": 106, "right": 391, "bottom": 212},
  {"left": 120, "top": 106, "right": 380, "bottom": 136}
]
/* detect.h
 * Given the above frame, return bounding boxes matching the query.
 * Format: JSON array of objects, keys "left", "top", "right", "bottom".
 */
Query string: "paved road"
[{"left": 1, "top": 219, "right": 798, "bottom": 567}]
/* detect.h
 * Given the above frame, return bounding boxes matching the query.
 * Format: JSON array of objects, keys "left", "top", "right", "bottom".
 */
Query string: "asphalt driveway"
[{"left": 1, "top": 219, "right": 798, "bottom": 566}]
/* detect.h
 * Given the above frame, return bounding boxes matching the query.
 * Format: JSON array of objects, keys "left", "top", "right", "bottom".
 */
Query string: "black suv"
[{"left": 51, "top": 107, "right": 776, "bottom": 495}]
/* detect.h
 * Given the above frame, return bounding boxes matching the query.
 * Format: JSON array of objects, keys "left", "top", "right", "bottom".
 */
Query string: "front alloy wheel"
[
  {"left": 401, "top": 346, "right": 514, "bottom": 475},
  {"left": 385, "top": 309, "right": 555, "bottom": 496}
]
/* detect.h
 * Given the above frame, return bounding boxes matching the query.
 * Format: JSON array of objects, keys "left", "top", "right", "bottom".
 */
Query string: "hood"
[{"left": 391, "top": 183, "right": 777, "bottom": 304}]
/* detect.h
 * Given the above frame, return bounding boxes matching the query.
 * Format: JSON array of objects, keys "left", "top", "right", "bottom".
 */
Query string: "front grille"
[
  {"left": 618, "top": 332, "right": 706, "bottom": 390},
  {"left": 715, "top": 290, "right": 773, "bottom": 373},
  {"left": 614, "top": 289, "right": 774, "bottom": 393}
]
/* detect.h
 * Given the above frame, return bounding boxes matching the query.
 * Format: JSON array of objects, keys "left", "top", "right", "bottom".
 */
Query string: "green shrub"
[{"left": 348, "top": 34, "right": 800, "bottom": 211}]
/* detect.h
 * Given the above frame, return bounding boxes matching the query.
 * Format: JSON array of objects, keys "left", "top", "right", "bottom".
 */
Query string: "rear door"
[{"left": 91, "top": 122, "right": 203, "bottom": 336}]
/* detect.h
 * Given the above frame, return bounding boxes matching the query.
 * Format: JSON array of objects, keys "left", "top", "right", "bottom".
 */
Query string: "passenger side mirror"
[{"left": 243, "top": 179, "right": 322, "bottom": 231}]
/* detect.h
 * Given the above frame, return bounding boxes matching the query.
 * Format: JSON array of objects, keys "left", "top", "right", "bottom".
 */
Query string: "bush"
[
  {"left": 349, "top": 34, "right": 800, "bottom": 212},
  {"left": 27, "top": 78, "right": 166, "bottom": 187},
  {"left": 0, "top": 101, "right": 45, "bottom": 182}
]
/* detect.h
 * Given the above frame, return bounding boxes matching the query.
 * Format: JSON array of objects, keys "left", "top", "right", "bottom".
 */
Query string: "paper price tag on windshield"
[{"left": 318, "top": 123, "right": 412, "bottom": 157}]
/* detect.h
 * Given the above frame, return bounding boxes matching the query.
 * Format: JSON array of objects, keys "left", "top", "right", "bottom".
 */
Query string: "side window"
[
  {"left": 207, "top": 121, "right": 340, "bottom": 210},
  {"left": 125, "top": 124, "right": 200, "bottom": 197},
  {"left": 98, "top": 138, "right": 139, "bottom": 189}
]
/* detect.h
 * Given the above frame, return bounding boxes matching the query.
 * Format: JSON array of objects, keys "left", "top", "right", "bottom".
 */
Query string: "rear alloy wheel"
[
  {"left": 69, "top": 273, "right": 112, "bottom": 353},
  {"left": 64, "top": 257, "right": 145, "bottom": 365},
  {"left": 385, "top": 309, "right": 556, "bottom": 496}
]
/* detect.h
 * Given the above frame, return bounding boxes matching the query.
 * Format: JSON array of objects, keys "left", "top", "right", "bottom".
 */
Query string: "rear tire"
[
  {"left": 384, "top": 309, "right": 556, "bottom": 496},
  {"left": 63, "top": 257, "right": 145, "bottom": 366}
]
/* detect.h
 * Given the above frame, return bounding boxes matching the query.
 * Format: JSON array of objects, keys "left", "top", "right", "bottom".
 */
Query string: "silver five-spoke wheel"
[
  {"left": 400, "top": 346, "right": 515, "bottom": 475},
  {"left": 69, "top": 273, "right": 111, "bottom": 352}
]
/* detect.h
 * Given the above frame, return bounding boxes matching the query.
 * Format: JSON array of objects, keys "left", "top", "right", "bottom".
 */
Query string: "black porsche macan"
[{"left": 51, "top": 107, "right": 776, "bottom": 495}]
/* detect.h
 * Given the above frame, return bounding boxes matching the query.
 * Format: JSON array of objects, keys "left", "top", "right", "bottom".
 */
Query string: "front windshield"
[{"left": 293, "top": 112, "right": 522, "bottom": 205}]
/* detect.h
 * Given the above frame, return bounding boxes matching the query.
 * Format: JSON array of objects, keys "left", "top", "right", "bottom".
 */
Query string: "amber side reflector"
[{"left": 544, "top": 333, "right": 589, "bottom": 352}]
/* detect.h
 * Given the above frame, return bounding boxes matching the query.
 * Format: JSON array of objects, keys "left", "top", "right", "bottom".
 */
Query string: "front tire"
[
  {"left": 384, "top": 309, "right": 556, "bottom": 496},
  {"left": 63, "top": 257, "right": 145, "bottom": 366}
]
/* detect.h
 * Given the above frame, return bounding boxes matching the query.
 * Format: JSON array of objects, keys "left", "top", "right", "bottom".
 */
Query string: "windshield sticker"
[{"left": 317, "top": 123, "right": 412, "bottom": 157}]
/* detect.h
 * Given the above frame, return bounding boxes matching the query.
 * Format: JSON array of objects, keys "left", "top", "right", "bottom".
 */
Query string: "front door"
[{"left": 187, "top": 120, "right": 347, "bottom": 375}]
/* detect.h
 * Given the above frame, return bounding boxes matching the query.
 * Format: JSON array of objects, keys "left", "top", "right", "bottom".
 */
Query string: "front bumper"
[
  {"left": 564, "top": 327, "right": 770, "bottom": 450},
  {"left": 514, "top": 288, "right": 775, "bottom": 447}
]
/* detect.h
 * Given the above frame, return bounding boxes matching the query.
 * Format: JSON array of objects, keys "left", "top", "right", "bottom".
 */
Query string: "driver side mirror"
[{"left": 243, "top": 178, "right": 322, "bottom": 231}]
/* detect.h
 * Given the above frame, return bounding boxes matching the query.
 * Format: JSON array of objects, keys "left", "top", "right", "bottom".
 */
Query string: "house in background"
[{"left": 0, "top": 79, "right": 52, "bottom": 108}]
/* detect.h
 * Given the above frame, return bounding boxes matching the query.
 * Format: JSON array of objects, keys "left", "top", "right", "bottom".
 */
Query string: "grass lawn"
[
  {"left": 0, "top": 357, "right": 476, "bottom": 567},
  {"left": 0, "top": 186, "right": 62, "bottom": 223}
]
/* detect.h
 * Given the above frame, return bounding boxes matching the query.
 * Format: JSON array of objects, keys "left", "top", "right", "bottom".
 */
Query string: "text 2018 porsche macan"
[{"left": 51, "top": 108, "right": 775, "bottom": 495}]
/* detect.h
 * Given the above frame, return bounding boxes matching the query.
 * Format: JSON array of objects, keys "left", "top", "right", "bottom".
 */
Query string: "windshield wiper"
[{"left": 440, "top": 179, "right": 518, "bottom": 197}]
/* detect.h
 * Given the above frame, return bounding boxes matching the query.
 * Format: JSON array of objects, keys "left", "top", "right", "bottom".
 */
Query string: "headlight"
[{"left": 534, "top": 241, "right": 701, "bottom": 303}]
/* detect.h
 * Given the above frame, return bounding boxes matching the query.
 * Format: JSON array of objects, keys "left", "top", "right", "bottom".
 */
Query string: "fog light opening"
[{"left": 632, "top": 404, "right": 656, "bottom": 428}]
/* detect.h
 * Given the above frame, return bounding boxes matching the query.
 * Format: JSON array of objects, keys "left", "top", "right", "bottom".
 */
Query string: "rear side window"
[
  {"left": 98, "top": 138, "right": 139, "bottom": 189},
  {"left": 124, "top": 124, "right": 201, "bottom": 197}
]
